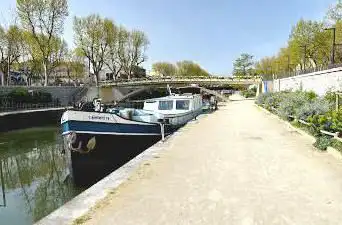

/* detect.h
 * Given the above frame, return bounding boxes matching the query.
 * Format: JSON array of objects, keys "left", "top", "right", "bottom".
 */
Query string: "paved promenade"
[{"left": 81, "top": 101, "right": 342, "bottom": 225}]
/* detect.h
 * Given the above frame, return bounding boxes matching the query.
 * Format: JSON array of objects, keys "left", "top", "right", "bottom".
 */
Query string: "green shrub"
[
  {"left": 7, "top": 88, "right": 31, "bottom": 103},
  {"left": 331, "top": 139, "right": 342, "bottom": 153},
  {"left": 256, "top": 92, "right": 271, "bottom": 105},
  {"left": 296, "top": 98, "right": 332, "bottom": 120},
  {"left": 277, "top": 92, "right": 306, "bottom": 119},
  {"left": 241, "top": 89, "right": 256, "bottom": 98},
  {"left": 263, "top": 92, "right": 286, "bottom": 110},
  {"left": 314, "top": 136, "right": 332, "bottom": 151},
  {"left": 324, "top": 90, "right": 336, "bottom": 104},
  {"left": 304, "top": 90, "right": 318, "bottom": 101},
  {"left": 307, "top": 109, "right": 342, "bottom": 133},
  {"left": 328, "top": 110, "right": 342, "bottom": 132},
  {"left": 4, "top": 88, "right": 52, "bottom": 104}
]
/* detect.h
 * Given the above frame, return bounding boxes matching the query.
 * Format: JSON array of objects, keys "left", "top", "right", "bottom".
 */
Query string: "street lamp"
[{"left": 325, "top": 27, "right": 336, "bottom": 65}]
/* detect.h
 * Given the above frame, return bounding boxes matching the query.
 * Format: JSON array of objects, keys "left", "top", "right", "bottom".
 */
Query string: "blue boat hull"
[
  {"left": 66, "top": 133, "right": 161, "bottom": 186},
  {"left": 62, "top": 120, "right": 170, "bottom": 136},
  {"left": 62, "top": 120, "right": 177, "bottom": 186}
]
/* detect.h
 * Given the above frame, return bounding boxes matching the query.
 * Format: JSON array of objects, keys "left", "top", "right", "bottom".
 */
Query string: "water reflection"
[{"left": 0, "top": 127, "right": 82, "bottom": 225}]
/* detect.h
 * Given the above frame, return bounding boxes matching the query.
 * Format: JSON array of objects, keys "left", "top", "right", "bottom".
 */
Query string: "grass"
[{"left": 73, "top": 214, "right": 91, "bottom": 225}]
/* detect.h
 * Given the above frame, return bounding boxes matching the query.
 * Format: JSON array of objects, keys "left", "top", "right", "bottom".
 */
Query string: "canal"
[{"left": 0, "top": 127, "right": 83, "bottom": 225}]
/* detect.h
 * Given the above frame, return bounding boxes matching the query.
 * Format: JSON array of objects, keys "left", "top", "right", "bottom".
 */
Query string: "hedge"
[{"left": 0, "top": 88, "right": 53, "bottom": 104}]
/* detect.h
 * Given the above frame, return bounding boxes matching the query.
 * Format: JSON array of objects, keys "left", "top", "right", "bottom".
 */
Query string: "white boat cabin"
[{"left": 143, "top": 94, "right": 202, "bottom": 115}]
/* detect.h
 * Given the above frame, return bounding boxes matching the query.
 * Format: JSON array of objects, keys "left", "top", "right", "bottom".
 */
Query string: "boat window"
[
  {"left": 158, "top": 100, "right": 173, "bottom": 110},
  {"left": 176, "top": 100, "right": 190, "bottom": 110}
]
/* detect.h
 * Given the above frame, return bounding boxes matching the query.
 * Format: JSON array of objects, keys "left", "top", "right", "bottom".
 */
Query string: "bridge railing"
[{"left": 100, "top": 76, "right": 261, "bottom": 86}]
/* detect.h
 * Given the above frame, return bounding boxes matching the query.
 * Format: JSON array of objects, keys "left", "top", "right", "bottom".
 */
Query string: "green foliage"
[
  {"left": 296, "top": 97, "right": 332, "bottom": 120},
  {"left": 7, "top": 88, "right": 31, "bottom": 103},
  {"left": 74, "top": 15, "right": 149, "bottom": 83},
  {"left": 307, "top": 109, "right": 342, "bottom": 133},
  {"left": 254, "top": 1, "right": 342, "bottom": 79},
  {"left": 4, "top": 88, "right": 52, "bottom": 104},
  {"left": 256, "top": 92, "right": 271, "bottom": 106},
  {"left": 331, "top": 139, "right": 342, "bottom": 152},
  {"left": 241, "top": 89, "right": 256, "bottom": 98},
  {"left": 176, "top": 61, "right": 210, "bottom": 77},
  {"left": 314, "top": 136, "right": 333, "bottom": 151},
  {"left": 258, "top": 90, "right": 342, "bottom": 152},
  {"left": 324, "top": 90, "right": 337, "bottom": 103},
  {"left": 152, "top": 62, "right": 177, "bottom": 77},
  {"left": 303, "top": 91, "right": 318, "bottom": 101},
  {"left": 265, "top": 92, "right": 288, "bottom": 110},
  {"left": 257, "top": 91, "right": 328, "bottom": 120},
  {"left": 0, "top": 25, "right": 24, "bottom": 85},
  {"left": 151, "top": 61, "right": 210, "bottom": 77},
  {"left": 277, "top": 92, "right": 308, "bottom": 119},
  {"left": 74, "top": 14, "right": 112, "bottom": 85},
  {"left": 17, "top": 0, "right": 69, "bottom": 86}
]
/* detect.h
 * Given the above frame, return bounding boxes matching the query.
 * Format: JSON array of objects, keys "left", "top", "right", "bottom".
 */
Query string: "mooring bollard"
[
  {"left": 158, "top": 118, "right": 169, "bottom": 141},
  {"left": 160, "top": 123, "right": 165, "bottom": 141}
]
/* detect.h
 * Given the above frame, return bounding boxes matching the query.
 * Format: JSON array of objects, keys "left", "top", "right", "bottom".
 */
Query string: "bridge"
[
  {"left": 98, "top": 76, "right": 261, "bottom": 102},
  {"left": 100, "top": 76, "right": 262, "bottom": 88}
]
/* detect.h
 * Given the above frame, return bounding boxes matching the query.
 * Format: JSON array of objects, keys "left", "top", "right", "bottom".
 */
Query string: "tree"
[
  {"left": 73, "top": 14, "right": 113, "bottom": 86},
  {"left": 152, "top": 62, "right": 177, "bottom": 77},
  {"left": 64, "top": 49, "right": 86, "bottom": 84},
  {"left": 119, "top": 30, "right": 149, "bottom": 79},
  {"left": 289, "top": 19, "right": 327, "bottom": 69},
  {"left": 104, "top": 24, "right": 124, "bottom": 80},
  {"left": 16, "top": 0, "right": 68, "bottom": 86},
  {"left": 255, "top": 56, "right": 276, "bottom": 80},
  {"left": 20, "top": 31, "right": 44, "bottom": 84},
  {"left": 232, "top": 53, "right": 254, "bottom": 77},
  {"left": 176, "top": 60, "right": 210, "bottom": 77},
  {"left": 0, "top": 25, "right": 23, "bottom": 86},
  {"left": 48, "top": 37, "right": 68, "bottom": 80},
  {"left": 326, "top": 0, "right": 342, "bottom": 24}
]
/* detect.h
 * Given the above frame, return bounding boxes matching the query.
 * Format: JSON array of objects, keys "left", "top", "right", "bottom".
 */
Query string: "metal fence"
[
  {"left": 0, "top": 101, "right": 63, "bottom": 113},
  {"left": 276, "top": 63, "right": 342, "bottom": 79}
]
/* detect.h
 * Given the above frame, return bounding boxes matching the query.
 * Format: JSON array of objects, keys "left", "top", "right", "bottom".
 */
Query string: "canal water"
[{"left": 0, "top": 127, "right": 83, "bottom": 225}]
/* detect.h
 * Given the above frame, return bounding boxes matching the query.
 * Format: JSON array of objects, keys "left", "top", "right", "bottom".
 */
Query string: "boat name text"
[{"left": 88, "top": 115, "right": 110, "bottom": 121}]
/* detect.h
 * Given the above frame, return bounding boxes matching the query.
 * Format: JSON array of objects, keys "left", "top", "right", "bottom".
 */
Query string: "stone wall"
[
  {"left": 0, "top": 108, "right": 65, "bottom": 132},
  {"left": 0, "top": 86, "right": 82, "bottom": 105},
  {"left": 273, "top": 67, "right": 342, "bottom": 95}
]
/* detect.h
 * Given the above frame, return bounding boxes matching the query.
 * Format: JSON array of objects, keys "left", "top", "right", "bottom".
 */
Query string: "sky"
[{"left": 0, "top": 0, "right": 338, "bottom": 76}]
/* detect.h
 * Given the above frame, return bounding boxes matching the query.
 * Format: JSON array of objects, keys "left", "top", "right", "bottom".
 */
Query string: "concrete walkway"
[{"left": 81, "top": 101, "right": 342, "bottom": 225}]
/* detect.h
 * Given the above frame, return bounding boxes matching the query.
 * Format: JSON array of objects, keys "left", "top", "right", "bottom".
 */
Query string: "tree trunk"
[
  {"left": 43, "top": 61, "right": 48, "bottom": 86},
  {"left": 0, "top": 70, "right": 4, "bottom": 86},
  {"left": 67, "top": 68, "right": 71, "bottom": 84},
  {"left": 94, "top": 72, "right": 99, "bottom": 87}
]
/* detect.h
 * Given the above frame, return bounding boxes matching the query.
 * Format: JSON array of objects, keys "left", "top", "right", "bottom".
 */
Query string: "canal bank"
[
  {"left": 0, "top": 108, "right": 67, "bottom": 133},
  {"left": 39, "top": 101, "right": 342, "bottom": 225}
]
